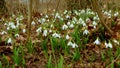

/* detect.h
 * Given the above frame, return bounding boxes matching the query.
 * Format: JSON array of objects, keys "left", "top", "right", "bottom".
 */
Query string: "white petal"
[{"left": 94, "top": 37, "right": 100, "bottom": 45}]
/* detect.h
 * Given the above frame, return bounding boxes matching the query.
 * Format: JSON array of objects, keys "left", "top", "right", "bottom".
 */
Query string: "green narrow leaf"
[
  {"left": 58, "top": 55, "right": 64, "bottom": 68},
  {"left": 0, "top": 61, "right": 2, "bottom": 68},
  {"left": 47, "top": 55, "right": 52, "bottom": 68}
]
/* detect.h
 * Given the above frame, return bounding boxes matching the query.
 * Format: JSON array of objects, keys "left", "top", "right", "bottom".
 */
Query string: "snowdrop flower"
[
  {"left": 69, "top": 24, "right": 74, "bottom": 29},
  {"left": 64, "top": 10, "right": 68, "bottom": 14},
  {"left": 67, "top": 41, "right": 78, "bottom": 48},
  {"left": 50, "top": 24, "right": 53, "bottom": 28},
  {"left": 66, "top": 34, "right": 70, "bottom": 40},
  {"left": 93, "top": 16, "right": 99, "bottom": 20},
  {"left": 86, "top": 18, "right": 90, "bottom": 22},
  {"left": 15, "top": 34, "right": 19, "bottom": 37},
  {"left": 80, "top": 9, "right": 85, "bottom": 13},
  {"left": 9, "top": 22, "right": 16, "bottom": 29},
  {"left": 114, "top": 12, "right": 119, "bottom": 17},
  {"left": 1, "top": 31, "right": 7, "bottom": 35},
  {"left": 38, "top": 18, "right": 46, "bottom": 24},
  {"left": 4, "top": 23, "right": 7, "bottom": 26},
  {"left": 66, "top": 15, "right": 70, "bottom": 19},
  {"left": 49, "top": 29, "right": 52, "bottom": 33},
  {"left": 67, "top": 22, "right": 71, "bottom": 26},
  {"left": 43, "top": 30, "right": 48, "bottom": 37},
  {"left": 55, "top": 13, "right": 61, "bottom": 19},
  {"left": 62, "top": 24, "right": 68, "bottom": 30},
  {"left": 83, "top": 29, "right": 89, "bottom": 35},
  {"left": 22, "top": 29, "right": 26, "bottom": 33},
  {"left": 7, "top": 27, "right": 10, "bottom": 30},
  {"left": 94, "top": 37, "right": 101, "bottom": 45},
  {"left": 79, "top": 18, "right": 86, "bottom": 26},
  {"left": 45, "top": 15, "right": 48, "bottom": 18},
  {"left": 73, "top": 17, "right": 77, "bottom": 22},
  {"left": 31, "top": 21, "right": 36, "bottom": 26},
  {"left": 67, "top": 41, "right": 73, "bottom": 46},
  {"left": 52, "top": 33, "right": 61, "bottom": 38},
  {"left": 36, "top": 27, "right": 42, "bottom": 33},
  {"left": 113, "top": 39, "right": 119, "bottom": 45},
  {"left": 105, "top": 41, "right": 112, "bottom": 48},
  {"left": 7, "top": 38, "right": 12, "bottom": 44},
  {"left": 92, "top": 21, "right": 97, "bottom": 26},
  {"left": 16, "top": 20, "right": 20, "bottom": 27}
]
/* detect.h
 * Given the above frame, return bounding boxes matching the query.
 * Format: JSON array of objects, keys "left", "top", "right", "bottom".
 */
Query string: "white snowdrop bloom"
[
  {"left": 49, "top": 29, "right": 52, "bottom": 33},
  {"left": 66, "top": 15, "right": 70, "bottom": 19},
  {"left": 19, "top": 15, "right": 24, "bottom": 20},
  {"left": 45, "top": 15, "right": 48, "bottom": 18},
  {"left": 50, "top": 24, "right": 53, "bottom": 28},
  {"left": 15, "top": 34, "right": 19, "bottom": 37},
  {"left": 105, "top": 41, "right": 113, "bottom": 48},
  {"left": 69, "top": 24, "right": 74, "bottom": 29},
  {"left": 72, "top": 43, "right": 78, "bottom": 48},
  {"left": 64, "top": 10, "right": 68, "bottom": 14},
  {"left": 11, "top": 24, "right": 16, "bottom": 29},
  {"left": 1, "top": 31, "right": 7, "bottom": 35},
  {"left": 7, "top": 27, "right": 10, "bottom": 30},
  {"left": 94, "top": 37, "right": 101, "bottom": 45},
  {"left": 22, "top": 29, "right": 26, "bottom": 33},
  {"left": 31, "top": 21, "right": 36, "bottom": 26},
  {"left": 66, "top": 34, "right": 70, "bottom": 40},
  {"left": 43, "top": 30, "right": 48, "bottom": 37},
  {"left": 86, "top": 18, "right": 90, "bottom": 22},
  {"left": 79, "top": 18, "right": 86, "bottom": 26},
  {"left": 16, "top": 20, "right": 20, "bottom": 27},
  {"left": 62, "top": 24, "right": 68, "bottom": 30},
  {"left": 114, "top": 12, "right": 119, "bottom": 17},
  {"left": 55, "top": 13, "right": 60, "bottom": 19},
  {"left": 52, "top": 33, "right": 61, "bottom": 38},
  {"left": 67, "top": 41, "right": 73, "bottom": 46},
  {"left": 93, "top": 21, "right": 97, "bottom": 26},
  {"left": 73, "top": 17, "right": 77, "bottom": 22},
  {"left": 4, "top": 23, "right": 7, "bottom": 26},
  {"left": 7, "top": 38, "right": 12, "bottom": 44},
  {"left": 67, "top": 22, "right": 71, "bottom": 26},
  {"left": 113, "top": 39, "right": 119, "bottom": 45},
  {"left": 41, "top": 18, "right": 46, "bottom": 23},
  {"left": 80, "top": 10, "right": 85, "bottom": 13},
  {"left": 83, "top": 29, "right": 89, "bottom": 35},
  {"left": 93, "top": 16, "right": 99, "bottom": 20},
  {"left": 9, "top": 22, "right": 16, "bottom": 29},
  {"left": 67, "top": 41, "right": 78, "bottom": 48},
  {"left": 36, "top": 27, "right": 42, "bottom": 33},
  {"left": 38, "top": 18, "right": 46, "bottom": 24},
  {"left": 81, "top": 22, "right": 86, "bottom": 27}
]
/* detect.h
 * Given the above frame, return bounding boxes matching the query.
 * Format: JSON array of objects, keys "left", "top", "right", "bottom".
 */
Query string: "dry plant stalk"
[
  {"left": 27, "top": 0, "right": 32, "bottom": 40},
  {"left": 91, "top": 0, "right": 113, "bottom": 35}
]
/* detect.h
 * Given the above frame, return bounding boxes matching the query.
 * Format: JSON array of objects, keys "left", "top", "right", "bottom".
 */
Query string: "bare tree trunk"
[
  {"left": 91, "top": 0, "right": 113, "bottom": 35},
  {"left": 27, "top": 0, "right": 32, "bottom": 40}
]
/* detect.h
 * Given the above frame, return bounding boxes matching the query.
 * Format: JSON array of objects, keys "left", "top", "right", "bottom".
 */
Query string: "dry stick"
[
  {"left": 91, "top": 0, "right": 113, "bottom": 35},
  {"left": 27, "top": 0, "right": 32, "bottom": 40}
]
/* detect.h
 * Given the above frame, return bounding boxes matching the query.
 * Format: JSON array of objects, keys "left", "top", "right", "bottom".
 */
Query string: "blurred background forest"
[{"left": 1, "top": 0, "right": 120, "bottom": 16}]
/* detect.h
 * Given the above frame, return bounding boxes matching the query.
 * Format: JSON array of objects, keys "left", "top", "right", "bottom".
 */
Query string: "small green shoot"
[
  {"left": 72, "top": 49, "right": 80, "bottom": 61},
  {"left": 47, "top": 55, "right": 52, "bottom": 68},
  {"left": 26, "top": 39, "right": 34, "bottom": 54},
  {"left": 57, "top": 55, "right": 64, "bottom": 68},
  {"left": 0, "top": 61, "right": 2, "bottom": 68},
  {"left": 12, "top": 47, "right": 21, "bottom": 66}
]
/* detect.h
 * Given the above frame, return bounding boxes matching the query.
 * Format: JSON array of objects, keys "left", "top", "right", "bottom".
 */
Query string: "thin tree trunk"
[
  {"left": 27, "top": 0, "right": 32, "bottom": 40},
  {"left": 91, "top": 0, "right": 113, "bottom": 35}
]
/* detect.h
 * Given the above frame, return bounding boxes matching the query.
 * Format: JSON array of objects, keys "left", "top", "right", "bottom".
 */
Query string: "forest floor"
[{"left": 0, "top": 9, "right": 120, "bottom": 68}]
